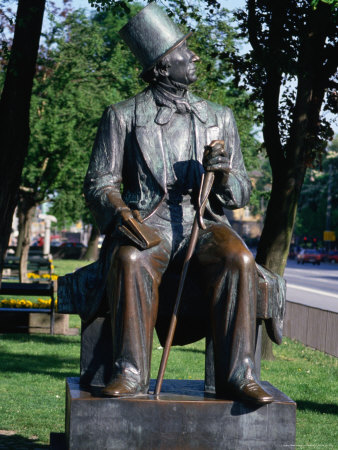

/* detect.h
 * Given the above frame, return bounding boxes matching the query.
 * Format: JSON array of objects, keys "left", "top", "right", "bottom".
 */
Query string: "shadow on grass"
[
  {"left": 0, "top": 333, "right": 80, "bottom": 345},
  {"left": 0, "top": 351, "right": 79, "bottom": 379},
  {"left": 0, "top": 434, "right": 48, "bottom": 448},
  {"left": 296, "top": 400, "right": 338, "bottom": 415}
]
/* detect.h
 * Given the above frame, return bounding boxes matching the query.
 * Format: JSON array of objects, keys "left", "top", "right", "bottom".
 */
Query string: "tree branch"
[
  {"left": 286, "top": 2, "right": 334, "bottom": 169},
  {"left": 262, "top": 1, "right": 288, "bottom": 175},
  {"left": 247, "top": 0, "right": 263, "bottom": 57}
]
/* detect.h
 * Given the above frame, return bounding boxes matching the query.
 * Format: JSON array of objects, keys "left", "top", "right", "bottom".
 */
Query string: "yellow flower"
[{"left": 0, "top": 296, "right": 56, "bottom": 309}]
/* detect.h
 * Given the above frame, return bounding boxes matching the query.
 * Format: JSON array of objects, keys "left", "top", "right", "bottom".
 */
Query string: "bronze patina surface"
[{"left": 58, "top": 2, "right": 286, "bottom": 406}]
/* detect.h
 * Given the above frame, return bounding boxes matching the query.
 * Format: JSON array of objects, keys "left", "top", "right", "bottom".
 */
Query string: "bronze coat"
[{"left": 58, "top": 88, "right": 252, "bottom": 325}]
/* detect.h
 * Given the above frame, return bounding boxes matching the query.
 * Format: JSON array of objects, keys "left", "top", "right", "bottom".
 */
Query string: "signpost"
[{"left": 323, "top": 231, "right": 336, "bottom": 242}]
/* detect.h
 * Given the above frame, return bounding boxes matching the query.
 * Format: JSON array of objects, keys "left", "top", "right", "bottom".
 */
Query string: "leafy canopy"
[{"left": 23, "top": 2, "right": 262, "bottom": 226}]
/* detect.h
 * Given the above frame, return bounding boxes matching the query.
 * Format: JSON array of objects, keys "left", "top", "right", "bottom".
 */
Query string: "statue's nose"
[{"left": 191, "top": 52, "right": 200, "bottom": 63}]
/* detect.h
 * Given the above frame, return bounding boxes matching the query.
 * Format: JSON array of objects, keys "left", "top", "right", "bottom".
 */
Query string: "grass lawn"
[
  {"left": 0, "top": 260, "right": 337, "bottom": 448},
  {"left": 52, "top": 259, "right": 90, "bottom": 276}
]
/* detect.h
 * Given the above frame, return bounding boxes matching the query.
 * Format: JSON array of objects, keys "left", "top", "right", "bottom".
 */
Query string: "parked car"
[
  {"left": 316, "top": 248, "right": 328, "bottom": 262},
  {"left": 51, "top": 239, "right": 62, "bottom": 247},
  {"left": 296, "top": 249, "right": 321, "bottom": 265},
  {"left": 328, "top": 250, "right": 338, "bottom": 264},
  {"left": 55, "top": 242, "right": 87, "bottom": 259},
  {"left": 59, "top": 242, "right": 86, "bottom": 249}
]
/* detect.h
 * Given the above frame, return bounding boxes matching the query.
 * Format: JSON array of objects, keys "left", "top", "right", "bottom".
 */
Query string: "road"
[{"left": 284, "top": 259, "right": 338, "bottom": 312}]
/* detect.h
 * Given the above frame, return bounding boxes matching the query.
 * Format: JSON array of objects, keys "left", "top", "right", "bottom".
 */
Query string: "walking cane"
[{"left": 154, "top": 140, "right": 224, "bottom": 397}]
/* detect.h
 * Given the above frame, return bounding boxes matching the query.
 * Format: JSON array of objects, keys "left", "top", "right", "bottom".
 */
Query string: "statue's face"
[{"left": 165, "top": 41, "right": 200, "bottom": 85}]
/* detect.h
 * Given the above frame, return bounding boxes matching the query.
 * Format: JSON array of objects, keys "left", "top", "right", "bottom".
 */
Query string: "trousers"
[{"left": 106, "top": 221, "right": 258, "bottom": 395}]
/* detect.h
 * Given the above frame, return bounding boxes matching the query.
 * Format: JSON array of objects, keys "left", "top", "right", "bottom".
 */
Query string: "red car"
[
  {"left": 296, "top": 249, "right": 321, "bottom": 265},
  {"left": 328, "top": 251, "right": 338, "bottom": 264}
]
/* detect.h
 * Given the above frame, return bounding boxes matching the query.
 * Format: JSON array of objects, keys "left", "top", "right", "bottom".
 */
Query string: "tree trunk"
[
  {"left": 15, "top": 207, "right": 25, "bottom": 257},
  {"left": 248, "top": 2, "right": 333, "bottom": 360},
  {"left": 18, "top": 201, "right": 36, "bottom": 283},
  {"left": 0, "top": 0, "right": 46, "bottom": 282},
  {"left": 82, "top": 224, "right": 100, "bottom": 261},
  {"left": 255, "top": 170, "right": 304, "bottom": 359},
  {"left": 256, "top": 171, "right": 304, "bottom": 275}
]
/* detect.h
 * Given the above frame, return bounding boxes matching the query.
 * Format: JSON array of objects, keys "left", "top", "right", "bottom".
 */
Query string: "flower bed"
[
  {"left": 0, "top": 273, "right": 59, "bottom": 310},
  {"left": 0, "top": 298, "right": 58, "bottom": 310},
  {"left": 27, "top": 272, "right": 58, "bottom": 281}
]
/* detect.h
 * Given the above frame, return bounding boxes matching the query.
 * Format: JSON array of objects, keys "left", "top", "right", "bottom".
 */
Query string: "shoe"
[
  {"left": 101, "top": 374, "right": 141, "bottom": 397},
  {"left": 232, "top": 379, "right": 274, "bottom": 405}
]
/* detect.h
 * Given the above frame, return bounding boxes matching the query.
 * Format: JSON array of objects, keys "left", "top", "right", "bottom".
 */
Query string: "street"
[{"left": 284, "top": 259, "right": 338, "bottom": 313}]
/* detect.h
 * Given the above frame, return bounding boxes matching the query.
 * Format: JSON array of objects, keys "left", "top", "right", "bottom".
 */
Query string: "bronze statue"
[{"left": 61, "top": 3, "right": 277, "bottom": 405}]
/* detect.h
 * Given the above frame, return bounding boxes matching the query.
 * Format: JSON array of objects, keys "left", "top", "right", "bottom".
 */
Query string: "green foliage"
[
  {"left": 26, "top": 8, "right": 144, "bottom": 227},
  {"left": 88, "top": 0, "right": 224, "bottom": 25},
  {"left": 311, "top": 0, "right": 338, "bottom": 9},
  {"left": 295, "top": 136, "right": 338, "bottom": 240}
]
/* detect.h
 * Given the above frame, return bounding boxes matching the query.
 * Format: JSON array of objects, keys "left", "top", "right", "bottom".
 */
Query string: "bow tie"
[{"left": 152, "top": 86, "right": 208, "bottom": 125}]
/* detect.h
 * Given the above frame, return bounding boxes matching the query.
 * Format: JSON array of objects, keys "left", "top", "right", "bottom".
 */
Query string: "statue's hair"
[{"left": 141, "top": 54, "right": 171, "bottom": 84}]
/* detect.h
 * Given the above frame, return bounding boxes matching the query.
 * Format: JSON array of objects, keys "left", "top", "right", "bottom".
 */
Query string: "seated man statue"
[{"left": 61, "top": 3, "right": 277, "bottom": 405}]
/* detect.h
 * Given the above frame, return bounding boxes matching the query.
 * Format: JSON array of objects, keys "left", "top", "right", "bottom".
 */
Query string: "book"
[{"left": 119, "top": 217, "right": 161, "bottom": 250}]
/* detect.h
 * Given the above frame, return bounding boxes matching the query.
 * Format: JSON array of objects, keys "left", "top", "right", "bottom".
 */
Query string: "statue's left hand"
[{"left": 203, "top": 140, "right": 230, "bottom": 174}]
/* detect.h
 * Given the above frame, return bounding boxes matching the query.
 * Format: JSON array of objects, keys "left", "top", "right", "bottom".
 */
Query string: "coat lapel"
[
  {"left": 135, "top": 90, "right": 167, "bottom": 192},
  {"left": 187, "top": 92, "right": 220, "bottom": 163},
  {"left": 134, "top": 89, "right": 220, "bottom": 193}
]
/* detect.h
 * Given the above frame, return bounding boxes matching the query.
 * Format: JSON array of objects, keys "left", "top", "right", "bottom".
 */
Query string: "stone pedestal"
[{"left": 61, "top": 377, "right": 296, "bottom": 450}]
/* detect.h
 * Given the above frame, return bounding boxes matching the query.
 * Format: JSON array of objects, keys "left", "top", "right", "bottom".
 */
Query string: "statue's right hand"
[
  {"left": 118, "top": 210, "right": 161, "bottom": 250},
  {"left": 119, "top": 208, "right": 134, "bottom": 224}
]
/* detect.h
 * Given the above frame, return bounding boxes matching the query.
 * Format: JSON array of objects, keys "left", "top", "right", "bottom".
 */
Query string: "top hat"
[{"left": 119, "top": 2, "right": 192, "bottom": 75}]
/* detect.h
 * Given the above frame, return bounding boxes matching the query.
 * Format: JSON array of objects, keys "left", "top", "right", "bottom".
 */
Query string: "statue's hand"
[
  {"left": 119, "top": 208, "right": 134, "bottom": 224},
  {"left": 203, "top": 140, "right": 230, "bottom": 174},
  {"left": 118, "top": 209, "right": 161, "bottom": 250}
]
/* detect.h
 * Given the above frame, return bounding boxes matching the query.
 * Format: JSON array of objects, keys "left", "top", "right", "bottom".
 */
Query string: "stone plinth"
[{"left": 64, "top": 377, "right": 296, "bottom": 450}]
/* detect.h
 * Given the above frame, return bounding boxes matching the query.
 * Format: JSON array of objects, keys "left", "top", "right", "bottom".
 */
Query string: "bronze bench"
[{"left": 60, "top": 263, "right": 285, "bottom": 388}]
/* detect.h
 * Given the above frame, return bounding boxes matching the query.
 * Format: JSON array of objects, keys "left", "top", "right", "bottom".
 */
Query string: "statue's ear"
[{"left": 156, "top": 66, "right": 168, "bottom": 77}]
